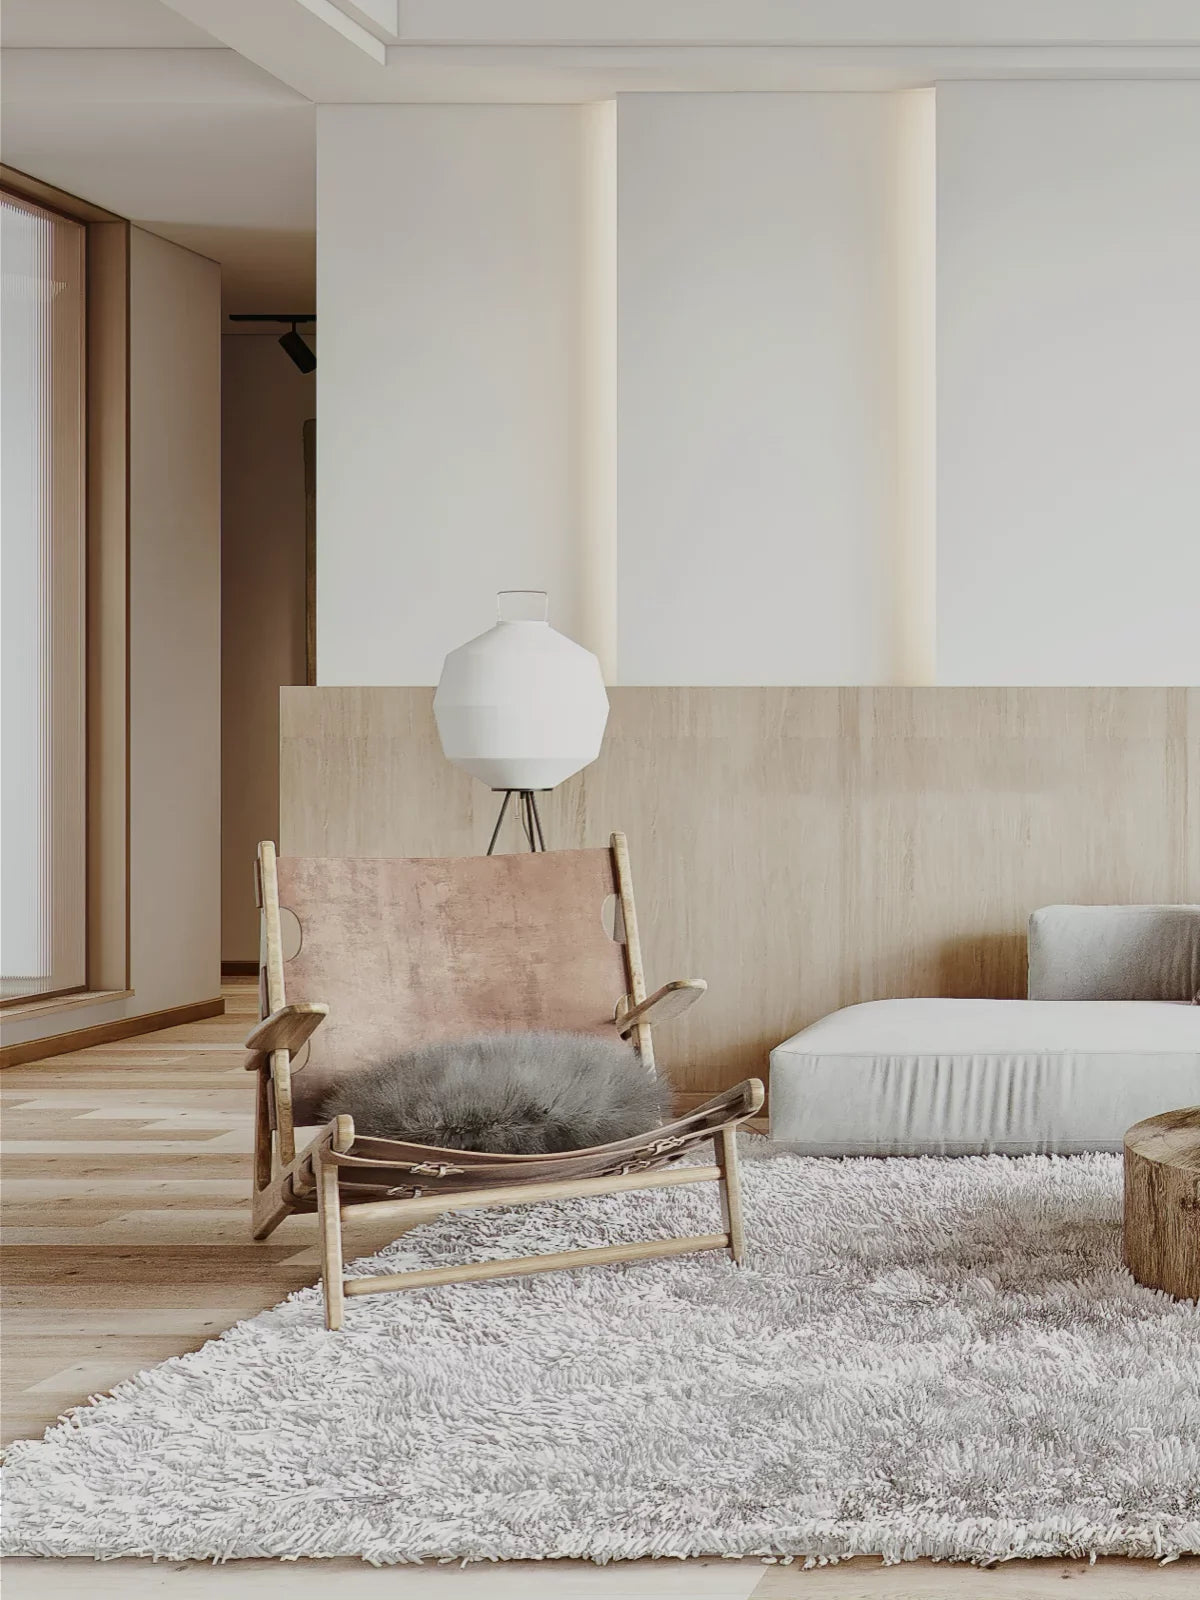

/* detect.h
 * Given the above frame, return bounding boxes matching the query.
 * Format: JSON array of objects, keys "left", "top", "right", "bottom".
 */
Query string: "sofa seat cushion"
[{"left": 768, "top": 998, "right": 1199, "bottom": 1156}]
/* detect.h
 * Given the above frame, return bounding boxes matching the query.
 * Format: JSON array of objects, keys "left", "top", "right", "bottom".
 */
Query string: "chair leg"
[
  {"left": 251, "top": 1176, "right": 292, "bottom": 1241},
  {"left": 316, "top": 1153, "right": 345, "bottom": 1331},
  {"left": 253, "top": 1066, "right": 274, "bottom": 1193},
  {"left": 715, "top": 1126, "right": 746, "bottom": 1265}
]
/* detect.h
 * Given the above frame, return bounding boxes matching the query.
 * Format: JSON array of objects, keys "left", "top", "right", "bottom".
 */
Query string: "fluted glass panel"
[{"left": 1, "top": 192, "right": 86, "bottom": 999}]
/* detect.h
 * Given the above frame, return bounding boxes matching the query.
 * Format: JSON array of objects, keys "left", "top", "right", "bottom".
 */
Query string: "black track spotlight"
[
  {"left": 228, "top": 313, "right": 316, "bottom": 372},
  {"left": 278, "top": 322, "right": 317, "bottom": 373}
]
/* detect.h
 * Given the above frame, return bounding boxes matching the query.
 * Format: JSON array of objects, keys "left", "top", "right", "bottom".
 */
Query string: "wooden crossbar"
[
  {"left": 250, "top": 1115, "right": 352, "bottom": 1239},
  {"left": 343, "top": 1232, "right": 731, "bottom": 1296},
  {"left": 339, "top": 1161, "right": 723, "bottom": 1226}
]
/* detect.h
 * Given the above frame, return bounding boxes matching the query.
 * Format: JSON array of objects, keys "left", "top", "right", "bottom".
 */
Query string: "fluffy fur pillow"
[{"left": 315, "top": 1030, "right": 672, "bottom": 1155}]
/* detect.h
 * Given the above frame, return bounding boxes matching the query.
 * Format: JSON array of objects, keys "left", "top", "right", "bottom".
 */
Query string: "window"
[{"left": 1, "top": 191, "right": 87, "bottom": 1001}]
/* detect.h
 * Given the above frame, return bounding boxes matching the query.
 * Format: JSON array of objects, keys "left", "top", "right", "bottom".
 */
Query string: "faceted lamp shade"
[{"left": 433, "top": 593, "right": 610, "bottom": 791}]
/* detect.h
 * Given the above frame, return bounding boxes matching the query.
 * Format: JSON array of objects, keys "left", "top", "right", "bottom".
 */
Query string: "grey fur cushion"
[{"left": 315, "top": 1030, "right": 672, "bottom": 1155}]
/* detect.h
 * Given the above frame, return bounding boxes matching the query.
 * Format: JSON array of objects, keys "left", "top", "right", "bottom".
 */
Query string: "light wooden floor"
[{"left": 2, "top": 982, "right": 1194, "bottom": 1598}]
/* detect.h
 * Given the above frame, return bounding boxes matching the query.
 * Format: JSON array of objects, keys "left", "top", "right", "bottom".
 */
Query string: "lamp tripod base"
[{"left": 487, "top": 790, "right": 548, "bottom": 855}]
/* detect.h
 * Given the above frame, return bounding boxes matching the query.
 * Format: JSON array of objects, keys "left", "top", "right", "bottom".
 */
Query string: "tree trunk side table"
[{"left": 1123, "top": 1106, "right": 1200, "bottom": 1302}]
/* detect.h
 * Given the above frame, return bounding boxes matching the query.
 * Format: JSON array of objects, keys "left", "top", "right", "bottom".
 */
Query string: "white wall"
[
  {"left": 316, "top": 104, "right": 589, "bottom": 685},
  {"left": 221, "top": 336, "right": 313, "bottom": 962},
  {"left": 616, "top": 93, "right": 902, "bottom": 685},
  {"left": 936, "top": 82, "right": 1200, "bottom": 685},
  {"left": 315, "top": 88, "right": 1200, "bottom": 691}
]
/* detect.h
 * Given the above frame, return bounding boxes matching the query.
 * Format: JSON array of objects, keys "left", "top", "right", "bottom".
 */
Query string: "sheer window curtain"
[{"left": 1, "top": 192, "right": 87, "bottom": 1000}]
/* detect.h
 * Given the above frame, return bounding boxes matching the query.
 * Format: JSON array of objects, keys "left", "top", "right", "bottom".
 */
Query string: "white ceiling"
[
  {"left": 1, "top": 0, "right": 217, "bottom": 49},
  {"left": 2, "top": 0, "right": 1198, "bottom": 315},
  {"left": 1, "top": 94, "right": 316, "bottom": 316},
  {"left": 153, "top": 0, "right": 1200, "bottom": 103},
  {"left": 1, "top": 4, "right": 314, "bottom": 316}
]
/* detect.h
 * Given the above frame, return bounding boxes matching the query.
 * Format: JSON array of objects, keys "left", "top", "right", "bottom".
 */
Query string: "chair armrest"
[
  {"left": 689, "top": 1077, "right": 765, "bottom": 1124},
  {"left": 615, "top": 979, "right": 706, "bottom": 1038},
  {"left": 244, "top": 1002, "right": 329, "bottom": 1060}
]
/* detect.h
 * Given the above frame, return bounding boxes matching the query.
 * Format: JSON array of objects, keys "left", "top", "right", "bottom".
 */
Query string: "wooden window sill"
[{"left": 1, "top": 989, "right": 133, "bottom": 1023}]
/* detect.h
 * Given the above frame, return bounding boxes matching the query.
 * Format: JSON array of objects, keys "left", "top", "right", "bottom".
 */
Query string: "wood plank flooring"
[{"left": 2, "top": 981, "right": 1194, "bottom": 1597}]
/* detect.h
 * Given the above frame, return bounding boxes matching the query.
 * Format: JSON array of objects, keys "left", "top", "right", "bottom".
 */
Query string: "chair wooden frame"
[{"left": 247, "top": 834, "right": 764, "bottom": 1329}]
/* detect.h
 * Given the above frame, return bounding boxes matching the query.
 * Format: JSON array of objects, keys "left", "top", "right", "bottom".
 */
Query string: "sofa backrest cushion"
[{"left": 1027, "top": 904, "right": 1200, "bottom": 1002}]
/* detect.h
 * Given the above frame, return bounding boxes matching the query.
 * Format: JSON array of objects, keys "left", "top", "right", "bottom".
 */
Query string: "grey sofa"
[{"left": 769, "top": 905, "right": 1200, "bottom": 1156}]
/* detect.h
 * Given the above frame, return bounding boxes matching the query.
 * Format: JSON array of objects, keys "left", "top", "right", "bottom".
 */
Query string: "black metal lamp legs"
[{"left": 486, "top": 790, "right": 547, "bottom": 855}]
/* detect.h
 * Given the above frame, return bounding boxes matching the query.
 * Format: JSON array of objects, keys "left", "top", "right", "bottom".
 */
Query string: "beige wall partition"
[
  {"left": 126, "top": 228, "right": 222, "bottom": 1021},
  {"left": 221, "top": 336, "right": 314, "bottom": 965},
  {"left": 278, "top": 685, "right": 1199, "bottom": 1102}
]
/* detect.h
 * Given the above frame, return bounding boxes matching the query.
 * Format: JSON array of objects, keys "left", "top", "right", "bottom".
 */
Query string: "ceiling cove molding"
[
  {"left": 158, "top": 0, "right": 389, "bottom": 99},
  {"left": 387, "top": 0, "right": 1200, "bottom": 48},
  {"left": 375, "top": 46, "right": 1200, "bottom": 102},
  {"left": 330, "top": 1, "right": 399, "bottom": 44}
]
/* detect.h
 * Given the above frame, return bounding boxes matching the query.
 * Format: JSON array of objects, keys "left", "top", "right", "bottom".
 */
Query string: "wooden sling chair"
[{"left": 247, "top": 833, "right": 764, "bottom": 1329}]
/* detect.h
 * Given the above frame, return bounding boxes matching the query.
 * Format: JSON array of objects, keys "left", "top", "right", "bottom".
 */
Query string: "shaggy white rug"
[{"left": 3, "top": 1143, "right": 1198, "bottom": 1567}]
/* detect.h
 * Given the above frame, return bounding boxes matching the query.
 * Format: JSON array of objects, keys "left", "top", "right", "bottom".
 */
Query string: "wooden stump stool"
[{"left": 1123, "top": 1107, "right": 1200, "bottom": 1301}]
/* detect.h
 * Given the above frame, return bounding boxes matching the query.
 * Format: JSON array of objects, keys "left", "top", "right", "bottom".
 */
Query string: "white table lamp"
[{"left": 433, "top": 591, "right": 609, "bottom": 852}]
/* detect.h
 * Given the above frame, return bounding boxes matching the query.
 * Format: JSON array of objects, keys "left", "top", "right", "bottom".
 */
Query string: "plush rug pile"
[{"left": 3, "top": 1143, "right": 1198, "bottom": 1566}]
